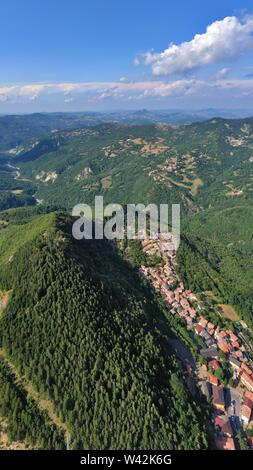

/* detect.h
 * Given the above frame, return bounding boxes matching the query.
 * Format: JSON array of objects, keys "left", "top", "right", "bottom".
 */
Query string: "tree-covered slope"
[
  {"left": 0, "top": 357, "right": 66, "bottom": 449},
  {"left": 177, "top": 202, "right": 253, "bottom": 327},
  {"left": 0, "top": 213, "right": 209, "bottom": 450},
  {"left": 7, "top": 116, "right": 253, "bottom": 212},
  {"left": 1, "top": 116, "right": 253, "bottom": 214},
  {"left": 1, "top": 115, "right": 253, "bottom": 327}
]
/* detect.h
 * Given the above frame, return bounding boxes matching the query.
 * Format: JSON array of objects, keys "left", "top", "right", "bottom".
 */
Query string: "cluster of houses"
[
  {"left": 211, "top": 385, "right": 236, "bottom": 451},
  {"left": 148, "top": 160, "right": 178, "bottom": 183},
  {"left": 138, "top": 234, "right": 253, "bottom": 450},
  {"left": 201, "top": 379, "right": 253, "bottom": 450}
]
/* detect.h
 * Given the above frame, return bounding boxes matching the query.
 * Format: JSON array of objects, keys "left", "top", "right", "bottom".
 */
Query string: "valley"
[{"left": 0, "top": 113, "right": 252, "bottom": 450}]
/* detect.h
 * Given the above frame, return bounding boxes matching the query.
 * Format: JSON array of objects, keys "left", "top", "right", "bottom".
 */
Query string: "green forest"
[
  {"left": 177, "top": 203, "right": 253, "bottom": 327},
  {"left": 0, "top": 114, "right": 252, "bottom": 450},
  {"left": 0, "top": 213, "right": 210, "bottom": 449}
]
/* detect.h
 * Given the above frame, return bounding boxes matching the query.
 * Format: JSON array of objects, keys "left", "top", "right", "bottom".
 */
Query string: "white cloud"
[
  {"left": 137, "top": 15, "right": 253, "bottom": 76},
  {"left": 215, "top": 67, "right": 230, "bottom": 79},
  {"left": 0, "top": 78, "right": 253, "bottom": 105},
  {"left": 64, "top": 97, "right": 73, "bottom": 103},
  {"left": 119, "top": 76, "right": 130, "bottom": 83}
]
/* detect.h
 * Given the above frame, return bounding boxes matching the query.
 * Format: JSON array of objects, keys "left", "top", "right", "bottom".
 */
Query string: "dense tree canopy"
[{"left": 0, "top": 214, "right": 209, "bottom": 450}]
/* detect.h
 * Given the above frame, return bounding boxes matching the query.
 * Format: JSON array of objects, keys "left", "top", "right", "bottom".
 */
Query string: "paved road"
[
  {"left": 237, "top": 331, "right": 253, "bottom": 353},
  {"left": 226, "top": 387, "right": 242, "bottom": 418}
]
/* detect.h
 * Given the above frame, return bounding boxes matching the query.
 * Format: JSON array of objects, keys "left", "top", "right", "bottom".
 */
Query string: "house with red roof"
[
  {"left": 241, "top": 397, "right": 253, "bottom": 425},
  {"left": 214, "top": 416, "right": 224, "bottom": 428},
  {"left": 234, "top": 350, "right": 243, "bottom": 359},
  {"left": 209, "top": 374, "right": 218, "bottom": 386},
  {"left": 230, "top": 332, "right": 239, "bottom": 343},
  {"left": 220, "top": 418, "right": 233, "bottom": 438},
  {"left": 218, "top": 340, "right": 230, "bottom": 354},
  {"left": 220, "top": 330, "right": 228, "bottom": 339},
  {"left": 240, "top": 372, "right": 253, "bottom": 392},
  {"left": 212, "top": 385, "right": 225, "bottom": 411},
  {"left": 209, "top": 359, "right": 221, "bottom": 371},
  {"left": 180, "top": 298, "right": 190, "bottom": 309},
  {"left": 199, "top": 316, "right": 208, "bottom": 328},
  {"left": 245, "top": 390, "right": 253, "bottom": 401},
  {"left": 189, "top": 307, "right": 196, "bottom": 316},
  {"left": 241, "top": 363, "right": 253, "bottom": 376},
  {"left": 195, "top": 324, "right": 203, "bottom": 335}
]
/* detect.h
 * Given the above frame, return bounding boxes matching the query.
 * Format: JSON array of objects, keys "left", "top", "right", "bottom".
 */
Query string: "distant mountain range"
[
  {"left": 0, "top": 114, "right": 252, "bottom": 328},
  {"left": 1, "top": 109, "right": 253, "bottom": 153}
]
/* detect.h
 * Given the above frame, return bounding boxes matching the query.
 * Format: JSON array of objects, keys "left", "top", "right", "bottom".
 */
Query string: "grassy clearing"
[
  {"left": 0, "top": 416, "right": 32, "bottom": 450},
  {"left": 0, "top": 212, "right": 56, "bottom": 265},
  {"left": 191, "top": 178, "right": 204, "bottom": 196},
  {"left": 0, "top": 290, "right": 11, "bottom": 314},
  {"left": 101, "top": 175, "right": 112, "bottom": 189},
  {"left": 11, "top": 189, "right": 24, "bottom": 195},
  {"left": 218, "top": 304, "right": 240, "bottom": 321},
  {"left": 204, "top": 291, "right": 240, "bottom": 322}
]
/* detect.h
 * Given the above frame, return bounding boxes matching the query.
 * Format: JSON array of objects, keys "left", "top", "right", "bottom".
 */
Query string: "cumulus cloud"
[
  {"left": 137, "top": 15, "right": 253, "bottom": 76},
  {"left": 0, "top": 78, "right": 253, "bottom": 105}
]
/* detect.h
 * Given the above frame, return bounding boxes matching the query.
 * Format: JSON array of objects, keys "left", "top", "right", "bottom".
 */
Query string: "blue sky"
[{"left": 1, "top": 0, "right": 253, "bottom": 112}]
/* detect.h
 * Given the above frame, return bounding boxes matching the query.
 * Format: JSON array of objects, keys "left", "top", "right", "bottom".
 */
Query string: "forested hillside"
[
  {"left": 177, "top": 202, "right": 253, "bottom": 327},
  {"left": 1, "top": 110, "right": 246, "bottom": 153},
  {"left": 0, "top": 115, "right": 252, "bottom": 327},
  {"left": 2, "top": 116, "right": 253, "bottom": 213},
  {"left": 0, "top": 357, "right": 65, "bottom": 449},
  {"left": 1, "top": 116, "right": 253, "bottom": 215},
  {"left": 0, "top": 213, "right": 209, "bottom": 449}
]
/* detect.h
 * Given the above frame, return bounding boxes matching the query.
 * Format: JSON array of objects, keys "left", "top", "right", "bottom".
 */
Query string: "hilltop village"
[{"left": 138, "top": 234, "right": 253, "bottom": 451}]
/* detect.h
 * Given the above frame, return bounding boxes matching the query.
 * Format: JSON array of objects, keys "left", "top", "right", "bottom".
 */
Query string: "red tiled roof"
[
  {"left": 241, "top": 403, "right": 252, "bottom": 422},
  {"left": 240, "top": 372, "right": 253, "bottom": 392},
  {"left": 245, "top": 390, "right": 253, "bottom": 401},
  {"left": 221, "top": 419, "right": 233, "bottom": 437},
  {"left": 209, "top": 359, "right": 220, "bottom": 371},
  {"left": 220, "top": 331, "right": 227, "bottom": 338},
  {"left": 195, "top": 324, "right": 203, "bottom": 335},
  {"left": 209, "top": 374, "right": 218, "bottom": 386},
  {"left": 241, "top": 363, "right": 253, "bottom": 376},
  {"left": 230, "top": 333, "right": 239, "bottom": 342},
  {"left": 218, "top": 340, "right": 230, "bottom": 354},
  {"left": 214, "top": 416, "right": 224, "bottom": 427},
  {"left": 199, "top": 316, "right": 208, "bottom": 327},
  {"left": 212, "top": 385, "right": 225, "bottom": 406}
]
